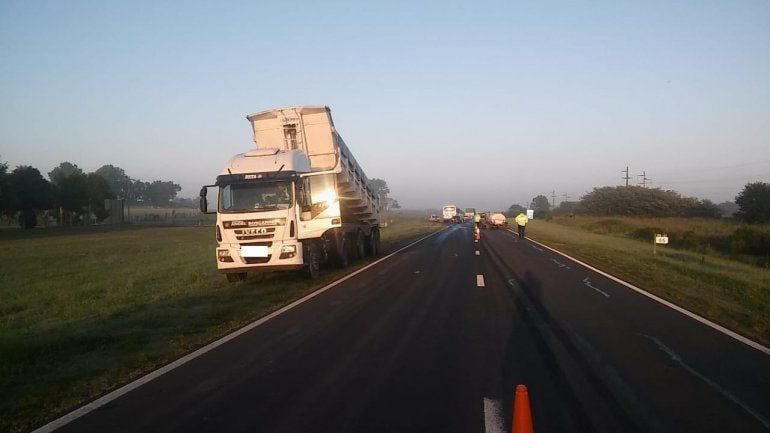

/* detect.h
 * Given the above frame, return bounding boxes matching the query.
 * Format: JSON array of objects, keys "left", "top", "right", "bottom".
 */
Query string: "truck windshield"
[{"left": 219, "top": 181, "right": 293, "bottom": 213}]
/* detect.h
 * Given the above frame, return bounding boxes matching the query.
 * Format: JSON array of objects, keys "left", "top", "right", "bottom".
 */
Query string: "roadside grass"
[
  {"left": 524, "top": 219, "right": 770, "bottom": 347},
  {"left": 0, "top": 214, "right": 439, "bottom": 433},
  {"left": 546, "top": 215, "right": 770, "bottom": 266}
]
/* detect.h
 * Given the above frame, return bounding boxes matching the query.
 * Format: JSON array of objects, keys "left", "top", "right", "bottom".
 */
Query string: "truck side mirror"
[{"left": 199, "top": 185, "right": 216, "bottom": 214}]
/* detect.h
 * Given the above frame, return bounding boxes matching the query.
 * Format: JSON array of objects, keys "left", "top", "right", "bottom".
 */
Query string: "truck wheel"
[
  {"left": 364, "top": 231, "right": 374, "bottom": 257},
  {"left": 334, "top": 235, "right": 349, "bottom": 268},
  {"left": 226, "top": 273, "right": 246, "bottom": 283},
  {"left": 355, "top": 231, "right": 365, "bottom": 259},
  {"left": 305, "top": 243, "right": 321, "bottom": 279},
  {"left": 372, "top": 228, "right": 381, "bottom": 256}
]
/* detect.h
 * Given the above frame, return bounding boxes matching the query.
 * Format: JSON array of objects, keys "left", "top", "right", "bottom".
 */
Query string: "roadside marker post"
[{"left": 654, "top": 233, "right": 668, "bottom": 255}]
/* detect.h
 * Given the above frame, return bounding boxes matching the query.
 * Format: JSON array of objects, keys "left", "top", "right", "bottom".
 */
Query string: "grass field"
[
  {"left": 543, "top": 215, "right": 770, "bottom": 266},
  {"left": 523, "top": 217, "right": 770, "bottom": 348},
  {"left": 0, "top": 213, "right": 440, "bottom": 433}
]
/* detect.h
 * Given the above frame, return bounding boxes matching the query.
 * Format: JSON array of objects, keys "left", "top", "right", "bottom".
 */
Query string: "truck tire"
[
  {"left": 305, "top": 243, "right": 321, "bottom": 279},
  {"left": 226, "top": 272, "right": 247, "bottom": 283},
  {"left": 364, "top": 231, "right": 374, "bottom": 257},
  {"left": 334, "top": 234, "right": 349, "bottom": 268},
  {"left": 372, "top": 228, "right": 381, "bottom": 256},
  {"left": 355, "top": 231, "right": 365, "bottom": 260}
]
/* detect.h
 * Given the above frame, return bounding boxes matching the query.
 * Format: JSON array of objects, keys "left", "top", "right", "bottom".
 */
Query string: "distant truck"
[
  {"left": 200, "top": 106, "right": 381, "bottom": 281},
  {"left": 442, "top": 205, "right": 457, "bottom": 223},
  {"left": 487, "top": 212, "right": 508, "bottom": 229},
  {"left": 464, "top": 208, "right": 476, "bottom": 219}
]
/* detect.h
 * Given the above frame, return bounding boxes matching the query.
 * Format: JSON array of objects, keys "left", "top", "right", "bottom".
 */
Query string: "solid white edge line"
[
  {"left": 483, "top": 397, "right": 505, "bottom": 433},
  {"left": 477, "top": 274, "right": 485, "bottom": 287},
  {"left": 512, "top": 231, "right": 769, "bottom": 356},
  {"left": 32, "top": 228, "right": 447, "bottom": 433}
]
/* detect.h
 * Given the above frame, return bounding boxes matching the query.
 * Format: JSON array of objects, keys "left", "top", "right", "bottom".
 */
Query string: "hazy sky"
[{"left": 2, "top": 0, "right": 769, "bottom": 211}]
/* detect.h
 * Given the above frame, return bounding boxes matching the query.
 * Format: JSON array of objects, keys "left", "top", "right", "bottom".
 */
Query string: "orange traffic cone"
[{"left": 512, "top": 384, "right": 534, "bottom": 433}]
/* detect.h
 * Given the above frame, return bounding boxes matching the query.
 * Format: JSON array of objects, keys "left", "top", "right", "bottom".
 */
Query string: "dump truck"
[
  {"left": 488, "top": 212, "right": 508, "bottom": 229},
  {"left": 200, "top": 106, "right": 381, "bottom": 281}
]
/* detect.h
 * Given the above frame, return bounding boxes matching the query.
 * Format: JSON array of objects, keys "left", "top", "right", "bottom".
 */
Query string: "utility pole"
[
  {"left": 622, "top": 166, "right": 631, "bottom": 187},
  {"left": 637, "top": 171, "right": 650, "bottom": 187},
  {"left": 551, "top": 190, "right": 556, "bottom": 209}
]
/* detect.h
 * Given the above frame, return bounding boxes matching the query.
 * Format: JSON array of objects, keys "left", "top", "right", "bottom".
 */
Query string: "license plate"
[{"left": 241, "top": 246, "right": 269, "bottom": 258}]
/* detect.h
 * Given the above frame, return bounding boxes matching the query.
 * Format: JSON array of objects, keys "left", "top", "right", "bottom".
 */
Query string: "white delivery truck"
[{"left": 200, "top": 106, "right": 381, "bottom": 281}]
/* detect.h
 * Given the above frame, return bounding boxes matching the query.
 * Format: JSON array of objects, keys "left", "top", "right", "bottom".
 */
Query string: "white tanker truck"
[{"left": 200, "top": 106, "right": 381, "bottom": 281}]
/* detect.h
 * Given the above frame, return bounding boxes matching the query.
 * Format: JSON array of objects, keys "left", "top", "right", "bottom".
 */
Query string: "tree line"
[
  {"left": 507, "top": 183, "right": 770, "bottom": 223},
  {"left": 0, "top": 158, "right": 182, "bottom": 228},
  {"left": 369, "top": 178, "right": 401, "bottom": 211}
]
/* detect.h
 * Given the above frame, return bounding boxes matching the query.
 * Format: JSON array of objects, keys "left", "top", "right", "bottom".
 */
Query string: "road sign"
[
  {"left": 655, "top": 234, "right": 669, "bottom": 244},
  {"left": 526, "top": 209, "right": 534, "bottom": 219}
]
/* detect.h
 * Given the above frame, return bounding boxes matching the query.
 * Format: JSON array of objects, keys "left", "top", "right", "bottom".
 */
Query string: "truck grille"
[{"left": 234, "top": 227, "right": 276, "bottom": 241}]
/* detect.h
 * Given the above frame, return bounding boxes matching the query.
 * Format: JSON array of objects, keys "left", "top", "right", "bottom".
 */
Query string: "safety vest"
[
  {"left": 515, "top": 213, "right": 528, "bottom": 226},
  {"left": 474, "top": 214, "right": 481, "bottom": 223}
]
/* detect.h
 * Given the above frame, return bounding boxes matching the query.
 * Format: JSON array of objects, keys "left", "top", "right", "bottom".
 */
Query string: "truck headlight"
[{"left": 279, "top": 245, "right": 296, "bottom": 259}]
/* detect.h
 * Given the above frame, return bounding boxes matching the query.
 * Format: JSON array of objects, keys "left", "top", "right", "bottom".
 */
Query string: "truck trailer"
[{"left": 200, "top": 106, "right": 381, "bottom": 281}]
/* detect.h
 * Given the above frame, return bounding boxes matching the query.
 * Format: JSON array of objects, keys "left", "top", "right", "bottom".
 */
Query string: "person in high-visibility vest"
[
  {"left": 473, "top": 212, "right": 481, "bottom": 229},
  {"left": 514, "top": 212, "right": 529, "bottom": 239}
]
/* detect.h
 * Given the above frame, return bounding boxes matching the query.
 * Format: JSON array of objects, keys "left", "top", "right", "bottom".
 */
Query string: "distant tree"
[
  {"left": 47, "top": 164, "right": 115, "bottom": 223},
  {"left": 48, "top": 162, "right": 84, "bottom": 185},
  {"left": 55, "top": 173, "right": 89, "bottom": 216},
  {"left": 145, "top": 180, "right": 181, "bottom": 207},
  {"left": 130, "top": 180, "right": 149, "bottom": 203},
  {"left": 717, "top": 201, "right": 739, "bottom": 218},
  {"left": 380, "top": 197, "right": 398, "bottom": 212},
  {"left": 86, "top": 173, "right": 114, "bottom": 221},
  {"left": 554, "top": 200, "right": 582, "bottom": 215},
  {"left": 530, "top": 195, "right": 550, "bottom": 217},
  {"left": 683, "top": 198, "right": 721, "bottom": 218},
  {"left": 506, "top": 204, "right": 526, "bottom": 217},
  {"left": 7, "top": 166, "right": 52, "bottom": 228},
  {"left": 369, "top": 178, "right": 402, "bottom": 212},
  {"left": 369, "top": 178, "right": 390, "bottom": 198},
  {"left": 735, "top": 182, "right": 770, "bottom": 223},
  {"left": 95, "top": 164, "right": 130, "bottom": 199},
  {"left": 580, "top": 186, "right": 687, "bottom": 217}
]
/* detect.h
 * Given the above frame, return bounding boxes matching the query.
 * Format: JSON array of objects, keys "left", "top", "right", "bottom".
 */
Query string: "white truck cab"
[{"left": 201, "top": 106, "right": 380, "bottom": 281}]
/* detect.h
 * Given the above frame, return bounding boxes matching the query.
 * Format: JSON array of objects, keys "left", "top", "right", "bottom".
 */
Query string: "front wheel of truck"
[{"left": 305, "top": 243, "right": 321, "bottom": 279}]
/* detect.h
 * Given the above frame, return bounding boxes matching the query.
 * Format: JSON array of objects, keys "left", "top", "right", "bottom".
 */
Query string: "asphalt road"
[{"left": 50, "top": 223, "right": 770, "bottom": 433}]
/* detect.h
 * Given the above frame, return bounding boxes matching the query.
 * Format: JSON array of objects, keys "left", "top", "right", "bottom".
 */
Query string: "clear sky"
[{"left": 2, "top": 0, "right": 769, "bottom": 211}]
